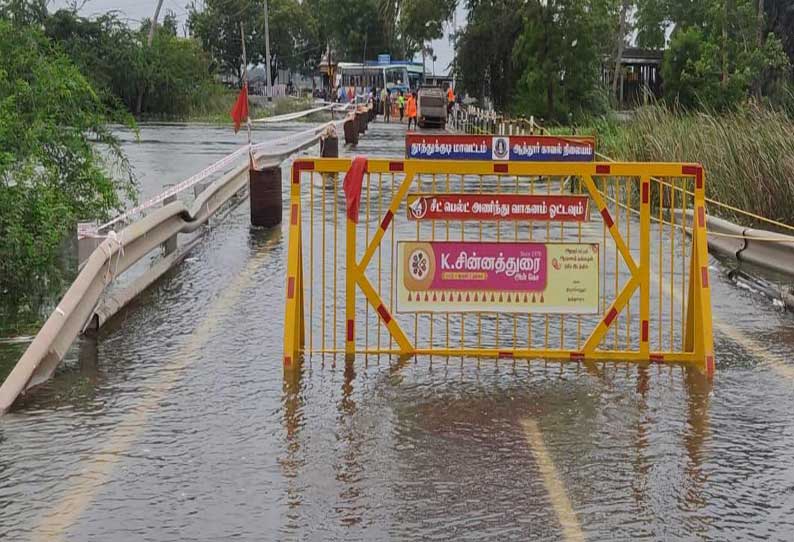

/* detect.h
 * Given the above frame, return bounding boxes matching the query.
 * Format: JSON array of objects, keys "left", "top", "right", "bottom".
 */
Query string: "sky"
[{"left": 49, "top": 0, "right": 465, "bottom": 75}]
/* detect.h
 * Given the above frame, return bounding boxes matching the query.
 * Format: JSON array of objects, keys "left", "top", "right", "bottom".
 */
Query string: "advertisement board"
[{"left": 397, "top": 241, "right": 600, "bottom": 314}]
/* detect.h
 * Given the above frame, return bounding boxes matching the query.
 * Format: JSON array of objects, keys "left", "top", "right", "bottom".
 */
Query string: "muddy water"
[{"left": 1, "top": 121, "right": 794, "bottom": 541}]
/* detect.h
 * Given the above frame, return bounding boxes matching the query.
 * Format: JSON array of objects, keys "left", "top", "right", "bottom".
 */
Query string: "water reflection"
[{"left": 681, "top": 367, "right": 711, "bottom": 525}]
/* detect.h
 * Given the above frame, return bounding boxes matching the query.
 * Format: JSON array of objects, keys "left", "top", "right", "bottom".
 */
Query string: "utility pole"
[
  {"left": 136, "top": 0, "right": 165, "bottom": 116},
  {"left": 452, "top": 8, "right": 457, "bottom": 89},
  {"left": 146, "top": 0, "right": 164, "bottom": 47},
  {"left": 263, "top": 0, "right": 273, "bottom": 101}
]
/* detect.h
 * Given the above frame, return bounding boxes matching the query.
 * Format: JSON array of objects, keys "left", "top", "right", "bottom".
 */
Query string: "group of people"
[
  {"left": 333, "top": 83, "right": 459, "bottom": 131},
  {"left": 377, "top": 89, "right": 418, "bottom": 128}
]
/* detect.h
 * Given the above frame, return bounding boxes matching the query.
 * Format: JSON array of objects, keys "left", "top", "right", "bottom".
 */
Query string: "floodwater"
[{"left": 1, "top": 120, "right": 794, "bottom": 541}]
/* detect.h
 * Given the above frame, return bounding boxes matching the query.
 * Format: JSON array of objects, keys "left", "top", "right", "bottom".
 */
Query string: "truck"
[{"left": 416, "top": 86, "right": 447, "bottom": 129}]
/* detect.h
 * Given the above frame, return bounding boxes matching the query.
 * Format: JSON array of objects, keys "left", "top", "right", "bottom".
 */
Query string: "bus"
[{"left": 336, "top": 60, "right": 424, "bottom": 95}]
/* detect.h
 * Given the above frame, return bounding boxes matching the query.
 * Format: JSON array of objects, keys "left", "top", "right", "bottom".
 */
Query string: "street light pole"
[{"left": 263, "top": 0, "right": 273, "bottom": 100}]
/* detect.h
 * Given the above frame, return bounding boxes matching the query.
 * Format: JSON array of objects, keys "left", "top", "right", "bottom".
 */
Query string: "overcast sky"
[{"left": 49, "top": 0, "right": 466, "bottom": 75}]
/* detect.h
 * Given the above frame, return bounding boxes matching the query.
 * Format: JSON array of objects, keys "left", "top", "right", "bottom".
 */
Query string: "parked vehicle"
[{"left": 417, "top": 86, "right": 447, "bottom": 129}]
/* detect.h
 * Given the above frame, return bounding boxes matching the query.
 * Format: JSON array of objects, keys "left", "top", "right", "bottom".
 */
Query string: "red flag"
[
  {"left": 343, "top": 156, "right": 368, "bottom": 223},
  {"left": 230, "top": 83, "right": 249, "bottom": 133}
]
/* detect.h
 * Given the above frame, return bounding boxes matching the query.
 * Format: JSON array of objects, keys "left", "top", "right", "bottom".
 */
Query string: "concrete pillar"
[
  {"left": 357, "top": 112, "right": 366, "bottom": 134},
  {"left": 344, "top": 118, "right": 359, "bottom": 144},
  {"left": 320, "top": 135, "right": 339, "bottom": 158},
  {"left": 249, "top": 166, "right": 282, "bottom": 227},
  {"left": 162, "top": 186, "right": 177, "bottom": 255}
]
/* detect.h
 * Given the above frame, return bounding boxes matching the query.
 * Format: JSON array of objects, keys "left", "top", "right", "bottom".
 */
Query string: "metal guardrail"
[
  {"left": 447, "top": 105, "right": 544, "bottom": 136},
  {"left": 0, "top": 115, "right": 353, "bottom": 414}
]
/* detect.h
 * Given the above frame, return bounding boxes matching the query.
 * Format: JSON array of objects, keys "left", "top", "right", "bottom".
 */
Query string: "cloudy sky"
[{"left": 50, "top": 0, "right": 466, "bottom": 75}]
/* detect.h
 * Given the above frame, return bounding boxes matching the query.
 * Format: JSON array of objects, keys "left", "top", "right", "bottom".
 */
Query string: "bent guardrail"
[{"left": 0, "top": 114, "right": 356, "bottom": 414}]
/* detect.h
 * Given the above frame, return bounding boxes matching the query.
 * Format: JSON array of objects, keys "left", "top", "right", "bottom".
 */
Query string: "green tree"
[
  {"left": 512, "top": 0, "right": 615, "bottom": 122},
  {"left": 0, "top": 20, "right": 135, "bottom": 298},
  {"left": 456, "top": 0, "right": 525, "bottom": 109},
  {"left": 45, "top": 9, "right": 219, "bottom": 117},
  {"left": 306, "top": 0, "right": 394, "bottom": 61},
  {"left": 188, "top": 0, "right": 261, "bottom": 84},
  {"left": 657, "top": 0, "right": 791, "bottom": 109},
  {"left": 399, "top": 0, "right": 456, "bottom": 53},
  {"left": 0, "top": 0, "right": 46, "bottom": 25},
  {"left": 188, "top": 0, "right": 319, "bottom": 84},
  {"left": 766, "top": 0, "right": 794, "bottom": 61}
]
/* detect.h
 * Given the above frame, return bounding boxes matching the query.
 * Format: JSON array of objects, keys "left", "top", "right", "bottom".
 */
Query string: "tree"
[
  {"left": 188, "top": 0, "right": 319, "bottom": 84},
  {"left": 399, "top": 0, "right": 456, "bottom": 54},
  {"left": 0, "top": 20, "right": 135, "bottom": 298},
  {"left": 456, "top": 0, "right": 525, "bottom": 109},
  {"left": 45, "top": 9, "right": 219, "bottom": 116},
  {"left": 512, "top": 0, "right": 615, "bottom": 121},
  {"left": 657, "top": 0, "right": 791, "bottom": 109},
  {"left": 0, "top": 0, "right": 47, "bottom": 25},
  {"left": 188, "top": 0, "right": 261, "bottom": 84},
  {"left": 306, "top": 0, "right": 395, "bottom": 61},
  {"left": 765, "top": 0, "right": 794, "bottom": 61}
]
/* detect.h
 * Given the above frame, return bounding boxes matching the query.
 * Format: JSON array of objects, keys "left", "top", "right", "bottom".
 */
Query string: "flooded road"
[{"left": 2, "top": 120, "right": 794, "bottom": 541}]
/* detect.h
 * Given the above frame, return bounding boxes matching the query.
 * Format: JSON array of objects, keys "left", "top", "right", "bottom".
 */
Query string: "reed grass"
[{"left": 596, "top": 104, "right": 794, "bottom": 229}]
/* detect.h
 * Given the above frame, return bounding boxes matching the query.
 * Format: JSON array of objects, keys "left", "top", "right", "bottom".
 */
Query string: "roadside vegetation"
[
  {"left": 0, "top": 19, "right": 135, "bottom": 303},
  {"left": 593, "top": 105, "right": 794, "bottom": 227},
  {"left": 457, "top": 0, "right": 794, "bottom": 227}
]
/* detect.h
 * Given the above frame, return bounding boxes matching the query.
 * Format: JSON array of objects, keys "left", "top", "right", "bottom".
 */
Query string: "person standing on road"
[
  {"left": 446, "top": 85, "right": 455, "bottom": 119},
  {"left": 397, "top": 91, "right": 405, "bottom": 123},
  {"left": 383, "top": 90, "right": 392, "bottom": 123},
  {"left": 406, "top": 92, "right": 417, "bottom": 130}
]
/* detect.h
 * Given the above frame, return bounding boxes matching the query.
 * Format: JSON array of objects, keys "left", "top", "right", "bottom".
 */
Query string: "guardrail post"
[
  {"left": 76, "top": 221, "right": 100, "bottom": 270},
  {"left": 357, "top": 111, "right": 367, "bottom": 134},
  {"left": 162, "top": 186, "right": 178, "bottom": 255},
  {"left": 344, "top": 117, "right": 359, "bottom": 144},
  {"left": 250, "top": 166, "right": 282, "bottom": 227},
  {"left": 320, "top": 134, "right": 339, "bottom": 158}
]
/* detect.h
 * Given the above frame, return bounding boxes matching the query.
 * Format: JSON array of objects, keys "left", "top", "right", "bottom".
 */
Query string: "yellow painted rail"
[{"left": 284, "top": 158, "right": 715, "bottom": 376}]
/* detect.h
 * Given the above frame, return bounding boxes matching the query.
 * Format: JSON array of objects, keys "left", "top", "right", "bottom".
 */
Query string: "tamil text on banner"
[
  {"left": 406, "top": 193, "right": 589, "bottom": 222},
  {"left": 397, "top": 241, "right": 600, "bottom": 314},
  {"left": 405, "top": 134, "right": 595, "bottom": 162}
]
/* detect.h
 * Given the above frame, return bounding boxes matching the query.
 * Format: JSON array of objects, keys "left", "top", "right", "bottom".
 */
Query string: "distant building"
[{"left": 602, "top": 47, "right": 664, "bottom": 109}]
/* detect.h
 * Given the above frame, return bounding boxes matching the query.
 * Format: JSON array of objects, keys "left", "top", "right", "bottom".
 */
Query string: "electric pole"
[
  {"left": 146, "top": 0, "right": 165, "bottom": 47},
  {"left": 264, "top": 0, "right": 273, "bottom": 100},
  {"left": 136, "top": 0, "right": 165, "bottom": 116}
]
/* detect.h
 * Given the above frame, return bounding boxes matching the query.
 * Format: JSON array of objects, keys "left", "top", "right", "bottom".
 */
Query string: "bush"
[{"left": 0, "top": 21, "right": 135, "bottom": 300}]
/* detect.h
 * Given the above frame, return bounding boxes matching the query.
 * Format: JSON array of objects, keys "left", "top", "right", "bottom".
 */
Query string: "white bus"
[{"left": 336, "top": 60, "right": 424, "bottom": 94}]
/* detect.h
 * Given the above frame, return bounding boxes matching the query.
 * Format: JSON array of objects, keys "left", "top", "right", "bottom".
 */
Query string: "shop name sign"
[
  {"left": 405, "top": 134, "right": 596, "bottom": 162},
  {"left": 397, "top": 241, "right": 600, "bottom": 314}
]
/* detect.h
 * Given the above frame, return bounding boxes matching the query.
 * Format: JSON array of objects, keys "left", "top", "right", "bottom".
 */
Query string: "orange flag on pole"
[{"left": 230, "top": 83, "right": 249, "bottom": 133}]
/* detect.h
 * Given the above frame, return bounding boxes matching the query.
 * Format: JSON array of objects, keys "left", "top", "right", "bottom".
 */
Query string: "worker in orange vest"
[
  {"left": 446, "top": 85, "right": 455, "bottom": 119},
  {"left": 406, "top": 92, "right": 417, "bottom": 130}
]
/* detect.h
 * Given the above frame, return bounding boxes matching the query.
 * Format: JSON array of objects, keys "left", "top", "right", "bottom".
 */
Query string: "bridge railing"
[
  {"left": 284, "top": 158, "right": 715, "bottom": 375},
  {"left": 449, "top": 105, "right": 545, "bottom": 136},
  {"left": 0, "top": 115, "right": 355, "bottom": 414}
]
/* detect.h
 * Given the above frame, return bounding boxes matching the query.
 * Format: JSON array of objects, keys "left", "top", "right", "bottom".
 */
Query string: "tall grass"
[{"left": 597, "top": 104, "right": 794, "bottom": 228}]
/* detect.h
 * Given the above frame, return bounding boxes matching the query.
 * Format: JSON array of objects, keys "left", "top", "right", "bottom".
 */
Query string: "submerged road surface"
[{"left": 1, "top": 120, "right": 794, "bottom": 541}]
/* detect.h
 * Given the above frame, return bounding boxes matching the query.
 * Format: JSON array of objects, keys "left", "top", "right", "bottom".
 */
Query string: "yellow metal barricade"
[{"left": 283, "top": 158, "right": 715, "bottom": 375}]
